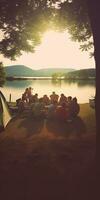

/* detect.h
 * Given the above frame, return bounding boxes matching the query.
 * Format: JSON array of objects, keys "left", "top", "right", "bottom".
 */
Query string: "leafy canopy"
[
  {"left": 53, "top": 0, "right": 93, "bottom": 55},
  {"left": 0, "top": 0, "right": 93, "bottom": 60},
  {"left": 0, "top": 0, "right": 57, "bottom": 59}
]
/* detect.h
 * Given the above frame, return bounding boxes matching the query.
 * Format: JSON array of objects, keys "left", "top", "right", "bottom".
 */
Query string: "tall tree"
[
  {"left": 86, "top": 0, "right": 100, "bottom": 152},
  {"left": 55, "top": 0, "right": 99, "bottom": 138}
]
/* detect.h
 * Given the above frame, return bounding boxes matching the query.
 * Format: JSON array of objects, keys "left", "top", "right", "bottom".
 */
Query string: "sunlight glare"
[{"left": 2, "top": 30, "right": 95, "bottom": 69}]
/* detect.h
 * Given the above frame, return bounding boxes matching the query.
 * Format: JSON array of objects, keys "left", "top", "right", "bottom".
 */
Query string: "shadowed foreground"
[{"left": 0, "top": 104, "right": 96, "bottom": 200}]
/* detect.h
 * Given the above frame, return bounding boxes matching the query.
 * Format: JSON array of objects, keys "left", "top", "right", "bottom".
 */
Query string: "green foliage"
[
  {"left": 65, "top": 68, "right": 96, "bottom": 79},
  {"left": 57, "top": 1, "right": 91, "bottom": 39},
  {"left": 52, "top": 72, "right": 64, "bottom": 79},
  {"left": 0, "top": 0, "right": 93, "bottom": 59},
  {"left": 0, "top": 62, "right": 6, "bottom": 86},
  {"left": 54, "top": 0, "right": 93, "bottom": 54},
  {"left": 0, "top": 0, "right": 56, "bottom": 59}
]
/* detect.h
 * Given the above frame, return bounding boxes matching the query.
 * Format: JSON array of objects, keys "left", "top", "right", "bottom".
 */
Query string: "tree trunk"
[
  {"left": 87, "top": 0, "right": 100, "bottom": 147},
  {"left": 87, "top": 1, "right": 100, "bottom": 194},
  {"left": 87, "top": 1, "right": 100, "bottom": 198}
]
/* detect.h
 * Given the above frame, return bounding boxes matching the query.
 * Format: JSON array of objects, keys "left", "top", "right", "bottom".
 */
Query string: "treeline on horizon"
[
  {"left": 4, "top": 65, "right": 74, "bottom": 78},
  {"left": 65, "top": 68, "right": 95, "bottom": 80},
  {"left": 4, "top": 65, "right": 95, "bottom": 80}
]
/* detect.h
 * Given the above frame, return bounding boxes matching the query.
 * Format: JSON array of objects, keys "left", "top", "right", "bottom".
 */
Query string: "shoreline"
[{"left": 6, "top": 76, "right": 96, "bottom": 81}]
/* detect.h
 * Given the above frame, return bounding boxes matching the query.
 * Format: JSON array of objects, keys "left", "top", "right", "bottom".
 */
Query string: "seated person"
[
  {"left": 59, "top": 93, "right": 67, "bottom": 105},
  {"left": 67, "top": 96, "right": 72, "bottom": 105},
  {"left": 31, "top": 93, "right": 38, "bottom": 103},
  {"left": 50, "top": 92, "right": 59, "bottom": 104},
  {"left": 55, "top": 102, "right": 68, "bottom": 122},
  {"left": 22, "top": 88, "right": 29, "bottom": 102},
  {"left": 16, "top": 99, "right": 25, "bottom": 112},
  {"left": 67, "top": 96, "right": 73, "bottom": 115},
  {"left": 47, "top": 100, "right": 57, "bottom": 119},
  {"left": 16, "top": 98, "right": 21, "bottom": 106},
  {"left": 27, "top": 87, "right": 33, "bottom": 103},
  {"left": 19, "top": 101, "right": 25, "bottom": 112},
  {"left": 31, "top": 98, "right": 45, "bottom": 118},
  {"left": 69, "top": 97, "right": 80, "bottom": 118},
  {"left": 43, "top": 94, "right": 50, "bottom": 105}
]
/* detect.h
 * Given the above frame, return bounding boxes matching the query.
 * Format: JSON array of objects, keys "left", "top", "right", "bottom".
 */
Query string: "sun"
[
  {"left": 41, "top": 30, "right": 69, "bottom": 43},
  {"left": 2, "top": 30, "right": 95, "bottom": 69},
  {"left": 40, "top": 30, "right": 69, "bottom": 50},
  {"left": 34, "top": 30, "right": 71, "bottom": 67}
]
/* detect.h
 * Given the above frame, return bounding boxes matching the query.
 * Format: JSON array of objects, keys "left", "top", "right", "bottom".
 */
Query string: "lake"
[{"left": 0, "top": 79, "right": 95, "bottom": 103}]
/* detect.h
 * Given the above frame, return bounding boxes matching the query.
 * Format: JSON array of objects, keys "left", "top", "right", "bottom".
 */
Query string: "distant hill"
[
  {"left": 33, "top": 68, "right": 75, "bottom": 77},
  {"left": 4, "top": 65, "right": 35, "bottom": 77},
  {"left": 65, "top": 68, "right": 95, "bottom": 79},
  {"left": 4, "top": 65, "right": 75, "bottom": 77}
]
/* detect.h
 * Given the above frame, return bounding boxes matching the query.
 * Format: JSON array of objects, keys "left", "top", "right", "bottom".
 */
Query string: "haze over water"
[{"left": 0, "top": 79, "right": 95, "bottom": 103}]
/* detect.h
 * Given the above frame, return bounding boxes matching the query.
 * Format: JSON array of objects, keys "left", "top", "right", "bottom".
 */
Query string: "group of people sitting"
[{"left": 16, "top": 88, "right": 80, "bottom": 122}]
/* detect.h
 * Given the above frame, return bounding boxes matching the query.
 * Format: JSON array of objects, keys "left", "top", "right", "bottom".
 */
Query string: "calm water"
[{"left": 0, "top": 79, "right": 95, "bottom": 103}]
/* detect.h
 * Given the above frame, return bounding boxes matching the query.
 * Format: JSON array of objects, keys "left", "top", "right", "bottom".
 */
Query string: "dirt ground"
[{"left": 0, "top": 104, "right": 96, "bottom": 200}]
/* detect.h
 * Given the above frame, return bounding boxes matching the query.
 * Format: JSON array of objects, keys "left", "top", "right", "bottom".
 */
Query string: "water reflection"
[
  {"left": 4, "top": 80, "right": 33, "bottom": 88},
  {"left": 64, "top": 79, "right": 95, "bottom": 87},
  {"left": 0, "top": 79, "right": 95, "bottom": 103},
  {"left": 51, "top": 79, "right": 62, "bottom": 87}
]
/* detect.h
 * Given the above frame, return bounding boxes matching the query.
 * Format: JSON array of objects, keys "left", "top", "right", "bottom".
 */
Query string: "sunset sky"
[{"left": 0, "top": 30, "right": 95, "bottom": 70}]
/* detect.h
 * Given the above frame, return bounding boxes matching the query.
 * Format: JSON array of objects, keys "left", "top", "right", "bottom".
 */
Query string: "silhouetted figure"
[
  {"left": 31, "top": 93, "right": 38, "bottom": 103},
  {"left": 43, "top": 94, "right": 50, "bottom": 105},
  {"left": 22, "top": 88, "right": 29, "bottom": 102},
  {"left": 50, "top": 92, "right": 59, "bottom": 104},
  {"left": 16, "top": 98, "right": 25, "bottom": 112},
  {"left": 67, "top": 96, "right": 73, "bottom": 118},
  {"left": 28, "top": 87, "right": 33, "bottom": 103},
  {"left": 18, "top": 100, "right": 25, "bottom": 112},
  {"left": 70, "top": 97, "right": 80, "bottom": 118},
  {"left": 31, "top": 98, "right": 45, "bottom": 119},
  {"left": 59, "top": 93, "right": 67, "bottom": 105},
  {"left": 56, "top": 102, "right": 68, "bottom": 122},
  {"left": 16, "top": 98, "right": 21, "bottom": 106},
  {"left": 67, "top": 96, "right": 72, "bottom": 105},
  {"left": 47, "top": 100, "right": 57, "bottom": 119}
]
